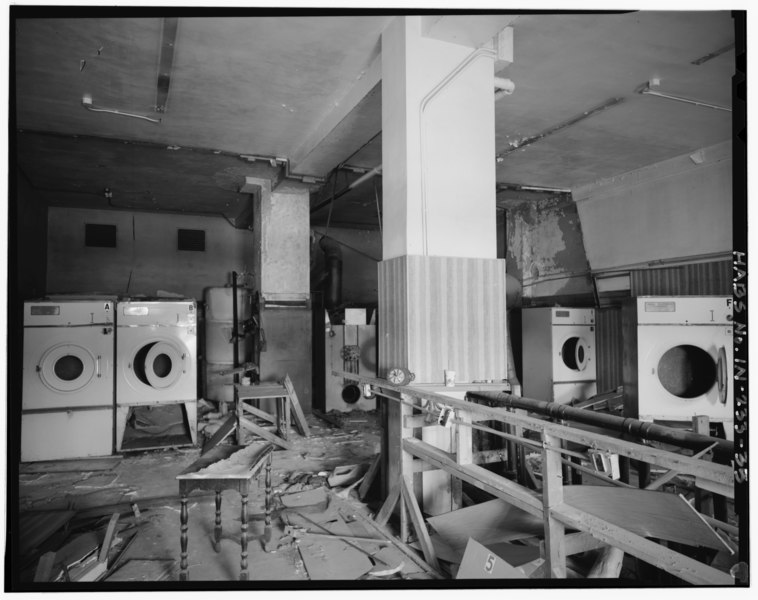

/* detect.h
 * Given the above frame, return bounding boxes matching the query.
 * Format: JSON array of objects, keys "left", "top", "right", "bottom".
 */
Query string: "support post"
[
  {"left": 452, "top": 406, "right": 473, "bottom": 510},
  {"left": 541, "top": 431, "right": 566, "bottom": 578}
]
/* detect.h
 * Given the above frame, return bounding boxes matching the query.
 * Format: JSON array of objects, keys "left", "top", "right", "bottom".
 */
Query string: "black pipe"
[
  {"left": 467, "top": 391, "right": 734, "bottom": 460},
  {"left": 319, "top": 237, "right": 342, "bottom": 309}
]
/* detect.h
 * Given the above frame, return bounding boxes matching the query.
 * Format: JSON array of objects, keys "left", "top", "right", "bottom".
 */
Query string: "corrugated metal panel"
[
  {"left": 379, "top": 255, "right": 508, "bottom": 383},
  {"left": 596, "top": 306, "right": 623, "bottom": 392},
  {"left": 630, "top": 260, "right": 731, "bottom": 296}
]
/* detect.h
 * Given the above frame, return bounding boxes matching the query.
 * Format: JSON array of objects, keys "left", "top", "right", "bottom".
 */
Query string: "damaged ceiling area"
[{"left": 13, "top": 12, "right": 736, "bottom": 228}]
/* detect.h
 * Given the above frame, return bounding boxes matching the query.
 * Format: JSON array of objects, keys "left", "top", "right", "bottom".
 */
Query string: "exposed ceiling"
[{"left": 13, "top": 11, "right": 736, "bottom": 229}]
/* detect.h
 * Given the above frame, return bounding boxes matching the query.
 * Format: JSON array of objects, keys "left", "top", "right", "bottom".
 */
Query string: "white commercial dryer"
[
  {"left": 522, "top": 307, "right": 597, "bottom": 405},
  {"left": 115, "top": 299, "right": 197, "bottom": 451},
  {"left": 22, "top": 298, "right": 115, "bottom": 461},
  {"left": 622, "top": 296, "right": 733, "bottom": 439}
]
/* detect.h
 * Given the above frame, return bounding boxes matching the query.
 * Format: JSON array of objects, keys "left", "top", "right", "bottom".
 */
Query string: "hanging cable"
[{"left": 373, "top": 176, "right": 382, "bottom": 236}]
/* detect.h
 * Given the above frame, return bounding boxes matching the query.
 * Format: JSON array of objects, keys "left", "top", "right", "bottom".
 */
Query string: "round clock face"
[{"left": 387, "top": 368, "right": 407, "bottom": 385}]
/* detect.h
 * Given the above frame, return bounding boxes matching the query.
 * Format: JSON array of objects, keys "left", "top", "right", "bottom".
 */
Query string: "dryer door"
[
  {"left": 552, "top": 326, "right": 597, "bottom": 383},
  {"left": 129, "top": 338, "right": 189, "bottom": 391},
  {"left": 637, "top": 325, "right": 733, "bottom": 422},
  {"left": 22, "top": 328, "right": 114, "bottom": 409}
]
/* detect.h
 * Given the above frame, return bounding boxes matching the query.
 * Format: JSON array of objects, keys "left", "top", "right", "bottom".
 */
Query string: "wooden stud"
[
  {"left": 541, "top": 432, "right": 566, "bottom": 578},
  {"left": 358, "top": 453, "right": 381, "bottom": 500},
  {"left": 374, "top": 481, "right": 401, "bottom": 527},
  {"left": 452, "top": 407, "right": 473, "bottom": 510},
  {"left": 284, "top": 374, "right": 310, "bottom": 437},
  {"left": 402, "top": 437, "right": 543, "bottom": 517},
  {"left": 552, "top": 504, "right": 733, "bottom": 585},
  {"left": 399, "top": 477, "right": 440, "bottom": 572},
  {"left": 239, "top": 417, "right": 294, "bottom": 450}
]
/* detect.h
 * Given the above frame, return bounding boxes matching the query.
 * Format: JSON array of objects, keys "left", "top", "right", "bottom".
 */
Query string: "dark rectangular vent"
[
  {"left": 178, "top": 229, "right": 205, "bottom": 252},
  {"left": 85, "top": 223, "right": 117, "bottom": 248}
]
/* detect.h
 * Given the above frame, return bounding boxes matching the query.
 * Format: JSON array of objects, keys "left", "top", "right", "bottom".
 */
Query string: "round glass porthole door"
[
  {"left": 657, "top": 345, "right": 716, "bottom": 398},
  {"left": 131, "top": 340, "right": 186, "bottom": 389},
  {"left": 39, "top": 344, "right": 96, "bottom": 392},
  {"left": 561, "top": 337, "right": 590, "bottom": 371}
]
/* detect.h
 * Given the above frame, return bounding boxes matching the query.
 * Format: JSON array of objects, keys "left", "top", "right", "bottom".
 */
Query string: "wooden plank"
[
  {"left": 342, "top": 372, "right": 733, "bottom": 487},
  {"left": 374, "top": 481, "right": 401, "bottom": 527},
  {"left": 201, "top": 414, "right": 236, "bottom": 455},
  {"left": 587, "top": 546, "right": 624, "bottom": 578},
  {"left": 239, "top": 418, "right": 294, "bottom": 450},
  {"left": 552, "top": 503, "right": 733, "bottom": 585},
  {"left": 562, "top": 486, "right": 728, "bottom": 551},
  {"left": 645, "top": 441, "right": 717, "bottom": 491},
  {"left": 240, "top": 403, "right": 276, "bottom": 423},
  {"left": 402, "top": 437, "right": 543, "bottom": 517},
  {"left": 541, "top": 432, "right": 566, "bottom": 578},
  {"left": 284, "top": 374, "right": 311, "bottom": 437},
  {"left": 453, "top": 407, "right": 473, "bottom": 511},
  {"left": 98, "top": 512, "right": 121, "bottom": 563},
  {"left": 400, "top": 476, "right": 440, "bottom": 572},
  {"left": 358, "top": 454, "right": 381, "bottom": 500}
]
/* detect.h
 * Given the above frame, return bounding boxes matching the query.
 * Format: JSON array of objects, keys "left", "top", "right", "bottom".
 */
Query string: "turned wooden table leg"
[
  {"left": 180, "top": 494, "right": 189, "bottom": 581},
  {"left": 264, "top": 453, "right": 273, "bottom": 538},
  {"left": 213, "top": 490, "right": 223, "bottom": 552},
  {"left": 240, "top": 493, "right": 249, "bottom": 581}
]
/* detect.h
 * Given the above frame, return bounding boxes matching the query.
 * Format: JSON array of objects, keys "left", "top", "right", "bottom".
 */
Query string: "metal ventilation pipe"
[{"left": 319, "top": 237, "right": 342, "bottom": 309}]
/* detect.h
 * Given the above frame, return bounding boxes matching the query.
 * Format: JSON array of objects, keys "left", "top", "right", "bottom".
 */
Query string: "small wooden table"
[{"left": 176, "top": 442, "right": 274, "bottom": 581}]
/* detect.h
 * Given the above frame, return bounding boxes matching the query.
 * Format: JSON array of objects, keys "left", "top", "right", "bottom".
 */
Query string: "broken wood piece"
[
  {"left": 284, "top": 526, "right": 391, "bottom": 546},
  {"left": 239, "top": 417, "right": 294, "bottom": 450},
  {"left": 20, "top": 456, "right": 121, "bottom": 474},
  {"left": 34, "top": 551, "right": 57, "bottom": 582},
  {"left": 374, "top": 481, "right": 401, "bottom": 527},
  {"left": 358, "top": 454, "right": 381, "bottom": 500},
  {"left": 98, "top": 513, "right": 121, "bottom": 563},
  {"left": 284, "top": 374, "right": 310, "bottom": 437},
  {"left": 587, "top": 546, "right": 624, "bottom": 578},
  {"left": 201, "top": 413, "right": 236, "bottom": 455},
  {"left": 328, "top": 463, "right": 368, "bottom": 488},
  {"left": 400, "top": 477, "right": 440, "bottom": 571}
]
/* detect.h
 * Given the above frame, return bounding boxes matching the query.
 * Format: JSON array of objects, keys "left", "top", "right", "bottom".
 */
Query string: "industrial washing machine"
[
  {"left": 21, "top": 298, "right": 115, "bottom": 461},
  {"left": 622, "top": 296, "right": 733, "bottom": 439},
  {"left": 325, "top": 323, "right": 378, "bottom": 412},
  {"left": 115, "top": 299, "right": 198, "bottom": 451},
  {"left": 522, "top": 307, "right": 597, "bottom": 404}
]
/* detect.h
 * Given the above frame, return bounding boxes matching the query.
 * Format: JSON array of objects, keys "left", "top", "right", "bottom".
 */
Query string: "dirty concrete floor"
[{"left": 15, "top": 410, "right": 430, "bottom": 584}]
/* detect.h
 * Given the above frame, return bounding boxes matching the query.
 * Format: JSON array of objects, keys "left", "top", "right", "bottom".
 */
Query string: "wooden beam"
[
  {"left": 240, "top": 403, "right": 277, "bottom": 424},
  {"left": 400, "top": 477, "right": 440, "bottom": 572},
  {"left": 201, "top": 414, "right": 236, "bottom": 455},
  {"left": 645, "top": 441, "right": 717, "bottom": 491},
  {"left": 551, "top": 504, "right": 734, "bottom": 585},
  {"left": 375, "top": 481, "right": 401, "bottom": 527},
  {"left": 239, "top": 418, "right": 294, "bottom": 450},
  {"left": 453, "top": 407, "right": 473, "bottom": 510},
  {"left": 340, "top": 372, "right": 733, "bottom": 487},
  {"left": 541, "top": 432, "right": 566, "bottom": 578},
  {"left": 358, "top": 454, "right": 381, "bottom": 501},
  {"left": 402, "top": 437, "right": 543, "bottom": 517},
  {"left": 283, "top": 374, "right": 310, "bottom": 437}
]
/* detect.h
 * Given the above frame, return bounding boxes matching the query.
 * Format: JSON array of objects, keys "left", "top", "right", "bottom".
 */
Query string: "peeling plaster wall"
[{"left": 505, "top": 196, "right": 594, "bottom": 305}]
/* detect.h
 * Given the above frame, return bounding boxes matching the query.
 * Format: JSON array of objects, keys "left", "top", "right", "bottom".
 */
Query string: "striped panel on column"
[{"left": 378, "top": 255, "right": 508, "bottom": 384}]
